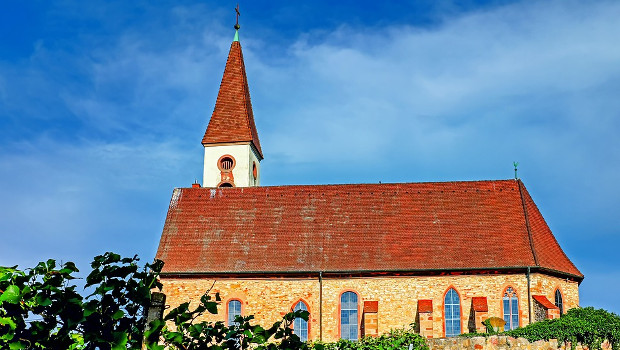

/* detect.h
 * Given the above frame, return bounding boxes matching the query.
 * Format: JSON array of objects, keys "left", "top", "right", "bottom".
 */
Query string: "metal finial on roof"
[
  {"left": 513, "top": 161, "right": 519, "bottom": 179},
  {"left": 234, "top": 4, "right": 241, "bottom": 29},
  {"left": 233, "top": 4, "right": 241, "bottom": 41}
]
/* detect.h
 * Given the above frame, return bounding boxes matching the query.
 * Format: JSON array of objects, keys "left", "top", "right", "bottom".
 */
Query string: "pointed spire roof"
[{"left": 202, "top": 33, "right": 263, "bottom": 158}]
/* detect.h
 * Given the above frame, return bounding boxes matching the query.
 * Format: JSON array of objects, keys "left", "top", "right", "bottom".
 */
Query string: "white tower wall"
[{"left": 203, "top": 143, "right": 261, "bottom": 188}]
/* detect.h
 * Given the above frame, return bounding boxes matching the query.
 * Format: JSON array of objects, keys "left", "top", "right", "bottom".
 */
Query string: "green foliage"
[
  {"left": 482, "top": 318, "right": 495, "bottom": 334},
  {"left": 145, "top": 290, "right": 310, "bottom": 350},
  {"left": 460, "top": 307, "right": 620, "bottom": 349},
  {"left": 0, "top": 253, "right": 162, "bottom": 349},
  {"left": 505, "top": 307, "right": 620, "bottom": 350},
  {"left": 0, "top": 253, "right": 310, "bottom": 349},
  {"left": 13, "top": 253, "right": 615, "bottom": 350},
  {"left": 311, "top": 326, "right": 428, "bottom": 350}
]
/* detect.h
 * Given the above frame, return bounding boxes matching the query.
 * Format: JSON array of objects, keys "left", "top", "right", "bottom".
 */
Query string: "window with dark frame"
[
  {"left": 227, "top": 300, "right": 242, "bottom": 326},
  {"left": 444, "top": 288, "right": 461, "bottom": 336},
  {"left": 555, "top": 289, "right": 564, "bottom": 315},
  {"left": 503, "top": 287, "right": 519, "bottom": 330},
  {"left": 340, "top": 292, "right": 358, "bottom": 340},
  {"left": 293, "top": 301, "right": 309, "bottom": 341}
]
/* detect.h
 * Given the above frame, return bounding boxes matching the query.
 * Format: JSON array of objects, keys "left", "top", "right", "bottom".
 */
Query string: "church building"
[{"left": 154, "top": 24, "right": 583, "bottom": 341}]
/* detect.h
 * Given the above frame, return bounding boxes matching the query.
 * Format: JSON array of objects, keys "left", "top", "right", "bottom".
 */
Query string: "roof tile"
[
  {"left": 363, "top": 301, "right": 379, "bottom": 313},
  {"left": 472, "top": 297, "right": 488, "bottom": 312},
  {"left": 202, "top": 40, "right": 262, "bottom": 158},
  {"left": 532, "top": 295, "right": 559, "bottom": 309},
  {"left": 155, "top": 180, "right": 582, "bottom": 278},
  {"left": 418, "top": 300, "right": 433, "bottom": 313},
  {"left": 519, "top": 182, "right": 582, "bottom": 276}
]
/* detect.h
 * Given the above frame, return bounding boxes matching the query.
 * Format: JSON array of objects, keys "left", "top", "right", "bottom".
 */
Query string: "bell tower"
[{"left": 201, "top": 10, "right": 263, "bottom": 188}]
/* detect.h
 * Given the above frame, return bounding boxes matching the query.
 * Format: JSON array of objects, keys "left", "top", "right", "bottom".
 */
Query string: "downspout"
[
  {"left": 518, "top": 180, "right": 537, "bottom": 325},
  {"left": 527, "top": 267, "right": 532, "bottom": 324},
  {"left": 319, "top": 271, "right": 323, "bottom": 341}
]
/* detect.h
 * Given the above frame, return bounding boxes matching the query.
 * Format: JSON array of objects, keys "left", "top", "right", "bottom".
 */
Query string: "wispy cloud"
[
  {"left": 253, "top": 1, "right": 620, "bottom": 168},
  {"left": 0, "top": 137, "right": 197, "bottom": 268},
  {"left": 0, "top": 0, "right": 618, "bottom": 311},
  {"left": 248, "top": 3, "right": 620, "bottom": 313}
]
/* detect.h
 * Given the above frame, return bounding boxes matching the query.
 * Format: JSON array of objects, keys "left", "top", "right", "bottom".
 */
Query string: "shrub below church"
[
  {"left": 505, "top": 307, "right": 620, "bottom": 350},
  {"left": 312, "top": 327, "right": 427, "bottom": 350},
  {"left": 461, "top": 307, "right": 620, "bottom": 350}
]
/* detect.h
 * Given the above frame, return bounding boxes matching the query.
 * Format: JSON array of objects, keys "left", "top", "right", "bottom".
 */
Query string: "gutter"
[
  {"left": 527, "top": 267, "right": 532, "bottom": 324},
  {"left": 159, "top": 266, "right": 583, "bottom": 281},
  {"left": 319, "top": 271, "right": 323, "bottom": 341}
]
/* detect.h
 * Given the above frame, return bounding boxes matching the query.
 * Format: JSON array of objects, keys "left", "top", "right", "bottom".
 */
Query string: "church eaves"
[{"left": 202, "top": 35, "right": 263, "bottom": 158}]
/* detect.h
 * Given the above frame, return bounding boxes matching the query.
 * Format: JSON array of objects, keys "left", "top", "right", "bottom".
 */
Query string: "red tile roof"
[
  {"left": 518, "top": 182, "right": 580, "bottom": 278},
  {"left": 418, "top": 300, "right": 433, "bottom": 313},
  {"left": 202, "top": 40, "right": 263, "bottom": 158},
  {"left": 363, "top": 301, "right": 379, "bottom": 313},
  {"left": 532, "top": 295, "right": 559, "bottom": 309},
  {"left": 472, "top": 297, "right": 488, "bottom": 312},
  {"left": 155, "top": 179, "right": 582, "bottom": 279}
]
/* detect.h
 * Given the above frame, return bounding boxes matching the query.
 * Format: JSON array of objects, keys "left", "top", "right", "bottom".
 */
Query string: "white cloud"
[
  {"left": 247, "top": 2, "right": 620, "bottom": 283},
  {"left": 0, "top": 0, "right": 618, "bottom": 312},
  {"left": 252, "top": 0, "right": 620, "bottom": 169},
  {"left": 243, "top": 3, "right": 620, "bottom": 312},
  {"left": 0, "top": 138, "right": 197, "bottom": 268}
]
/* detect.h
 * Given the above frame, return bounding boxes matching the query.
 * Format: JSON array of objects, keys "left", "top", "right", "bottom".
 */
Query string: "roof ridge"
[
  {"left": 517, "top": 179, "right": 539, "bottom": 266},
  {"left": 518, "top": 180, "right": 583, "bottom": 278},
  {"left": 239, "top": 48, "right": 254, "bottom": 151},
  {"left": 182, "top": 178, "right": 519, "bottom": 190}
]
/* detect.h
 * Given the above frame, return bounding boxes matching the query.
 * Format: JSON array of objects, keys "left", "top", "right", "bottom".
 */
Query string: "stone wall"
[
  {"left": 160, "top": 273, "right": 579, "bottom": 342},
  {"left": 530, "top": 273, "right": 579, "bottom": 312},
  {"left": 427, "top": 336, "right": 610, "bottom": 350}
]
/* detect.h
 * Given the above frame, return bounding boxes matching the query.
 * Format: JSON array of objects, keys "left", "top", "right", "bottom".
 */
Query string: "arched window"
[
  {"left": 293, "top": 301, "right": 309, "bottom": 341},
  {"left": 218, "top": 155, "right": 235, "bottom": 171},
  {"left": 444, "top": 288, "right": 461, "bottom": 337},
  {"left": 340, "top": 291, "right": 358, "bottom": 340},
  {"left": 227, "top": 300, "right": 242, "bottom": 326},
  {"left": 555, "top": 289, "right": 564, "bottom": 315},
  {"left": 503, "top": 287, "right": 519, "bottom": 330}
]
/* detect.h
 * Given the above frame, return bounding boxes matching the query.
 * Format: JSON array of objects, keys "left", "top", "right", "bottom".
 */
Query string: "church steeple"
[
  {"left": 202, "top": 34, "right": 262, "bottom": 157},
  {"left": 201, "top": 10, "right": 262, "bottom": 188}
]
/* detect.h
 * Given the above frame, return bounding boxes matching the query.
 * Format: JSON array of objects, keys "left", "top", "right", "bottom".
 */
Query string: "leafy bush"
[
  {"left": 312, "top": 327, "right": 428, "bottom": 350},
  {"left": 0, "top": 253, "right": 308, "bottom": 349},
  {"left": 460, "top": 307, "right": 620, "bottom": 349},
  {"left": 0, "top": 254, "right": 161, "bottom": 349},
  {"left": 482, "top": 319, "right": 494, "bottom": 334},
  {"left": 505, "top": 307, "right": 620, "bottom": 350},
  {"left": 145, "top": 290, "right": 309, "bottom": 350}
]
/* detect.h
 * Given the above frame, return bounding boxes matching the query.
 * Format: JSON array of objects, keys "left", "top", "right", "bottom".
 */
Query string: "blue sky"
[{"left": 1, "top": 0, "right": 619, "bottom": 314}]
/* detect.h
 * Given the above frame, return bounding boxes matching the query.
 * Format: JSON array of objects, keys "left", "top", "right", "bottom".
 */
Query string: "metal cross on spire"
[{"left": 234, "top": 4, "right": 240, "bottom": 30}]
